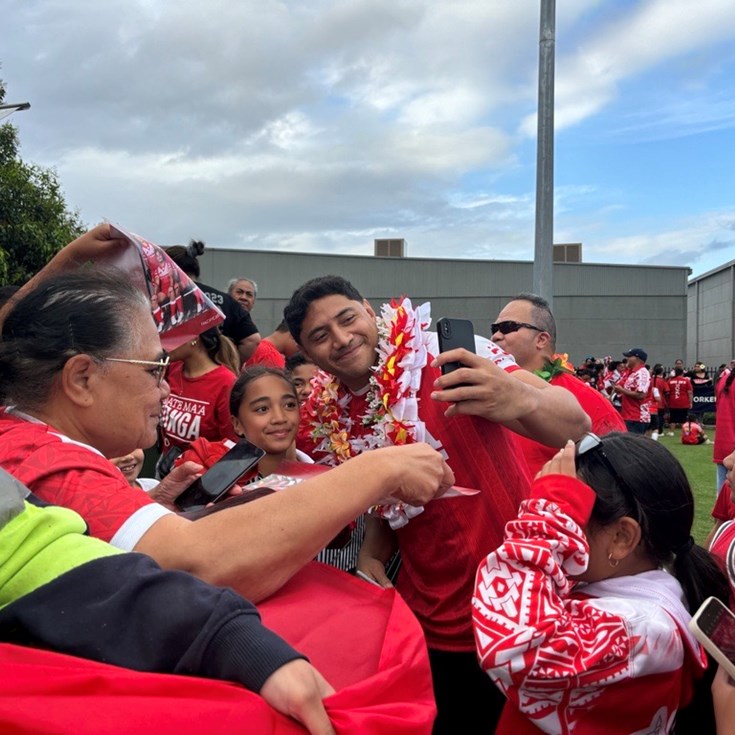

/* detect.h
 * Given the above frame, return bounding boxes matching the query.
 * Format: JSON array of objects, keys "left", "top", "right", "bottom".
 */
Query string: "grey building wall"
[
  {"left": 688, "top": 260, "right": 735, "bottom": 368},
  {"left": 199, "top": 249, "right": 689, "bottom": 367}
]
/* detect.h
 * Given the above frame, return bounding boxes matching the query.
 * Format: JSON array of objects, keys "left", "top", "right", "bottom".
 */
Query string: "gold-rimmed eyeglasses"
[{"left": 103, "top": 355, "right": 170, "bottom": 386}]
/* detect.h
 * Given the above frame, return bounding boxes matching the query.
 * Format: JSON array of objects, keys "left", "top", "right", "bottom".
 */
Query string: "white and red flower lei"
[{"left": 307, "top": 297, "right": 441, "bottom": 528}]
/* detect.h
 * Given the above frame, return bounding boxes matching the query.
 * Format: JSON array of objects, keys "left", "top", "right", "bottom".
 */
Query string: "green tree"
[{"left": 0, "top": 80, "right": 85, "bottom": 286}]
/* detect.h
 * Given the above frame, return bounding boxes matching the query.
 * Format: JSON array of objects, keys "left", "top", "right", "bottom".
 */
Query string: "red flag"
[{"left": 0, "top": 562, "right": 435, "bottom": 734}]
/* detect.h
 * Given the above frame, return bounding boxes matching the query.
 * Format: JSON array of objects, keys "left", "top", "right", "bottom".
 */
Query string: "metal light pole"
[
  {"left": 0, "top": 101, "right": 31, "bottom": 122},
  {"left": 533, "top": 0, "right": 555, "bottom": 307}
]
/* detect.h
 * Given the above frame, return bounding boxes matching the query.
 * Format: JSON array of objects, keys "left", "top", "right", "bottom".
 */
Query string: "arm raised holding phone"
[{"left": 431, "top": 347, "right": 590, "bottom": 447}]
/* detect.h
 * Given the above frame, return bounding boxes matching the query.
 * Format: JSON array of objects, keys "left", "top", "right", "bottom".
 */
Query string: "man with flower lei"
[
  {"left": 284, "top": 275, "right": 590, "bottom": 735},
  {"left": 490, "top": 293, "right": 626, "bottom": 476}
]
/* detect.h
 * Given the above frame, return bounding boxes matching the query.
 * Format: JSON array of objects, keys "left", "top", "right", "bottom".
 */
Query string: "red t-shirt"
[
  {"left": 681, "top": 421, "right": 704, "bottom": 444},
  {"left": 667, "top": 375, "right": 693, "bottom": 410},
  {"left": 161, "top": 363, "right": 238, "bottom": 451},
  {"left": 245, "top": 338, "right": 286, "bottom": 369},
  {"left": 652, "top": 375, "right": 669, "bottom": 407},
  {"left": 714, "top": 372, "right": 735, "bottom": 464},
  {"left": 515, "top": 371, "right": 626, "bottom": 477},
  {"left": 710, "top": 520, "right": 735, "bottom": 595},
  {"left": 620, "top": 365, "right": 651, "bottom": 423},
  {"left": 0, "top": 409, "right": 169, "bottom": 547},
  {"left": 711, "top": 482, "right": 735, "bottom": 522},
  {"left": 299, "top": 337, "right": 531, "bottom": 651}
]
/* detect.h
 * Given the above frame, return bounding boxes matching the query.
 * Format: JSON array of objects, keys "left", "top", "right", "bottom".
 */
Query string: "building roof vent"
[
  {"left": 374, "top": 238, "right": 406, "bottom": 257},
  {"left": 553, "top": 243, "right": 582, "bottom": 263}
]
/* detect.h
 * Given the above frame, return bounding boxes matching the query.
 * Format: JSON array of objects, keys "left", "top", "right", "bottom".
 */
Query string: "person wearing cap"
[{"left": 613, "top": 348, "right": 651, "bottom": 434}]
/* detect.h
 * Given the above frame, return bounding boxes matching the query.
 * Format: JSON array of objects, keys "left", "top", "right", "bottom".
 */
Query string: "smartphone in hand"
[
  {"left": 175, "top": 439, "right": 265, "bottom": 512},
  {"left": 689, "top": 596, "right": 735, "bottom": 679},
  {"left": 436, "top": 317, "right": 476, "bottom": 376}
]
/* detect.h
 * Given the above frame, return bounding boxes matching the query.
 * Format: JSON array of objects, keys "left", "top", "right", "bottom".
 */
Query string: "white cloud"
[{"left": 2, "top": 0, "right": 735, "bottom": 277}]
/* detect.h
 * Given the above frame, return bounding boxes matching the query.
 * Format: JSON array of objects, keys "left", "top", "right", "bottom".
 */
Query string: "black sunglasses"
[
  {"left": 575, "top": 433, "right": 638, "bottom": 515},
  {"left": 490, "top": 320, "right": 545, "bottom": 336}
]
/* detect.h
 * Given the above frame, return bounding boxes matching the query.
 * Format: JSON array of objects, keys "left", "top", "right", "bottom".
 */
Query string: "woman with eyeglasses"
[
  {"left": 0, "top": 255, "right": 453, "bottom": 601},
  {"left": 0, "top": 232, "right": 460, "bottom": 733},
  {"left": 472, "top": 432, "right": 729, "bottom": 735}
]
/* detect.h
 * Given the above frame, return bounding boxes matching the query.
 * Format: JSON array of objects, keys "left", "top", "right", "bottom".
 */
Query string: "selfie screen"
[{"left": 712, "top": 607, "right": 735, "bottom": 663}]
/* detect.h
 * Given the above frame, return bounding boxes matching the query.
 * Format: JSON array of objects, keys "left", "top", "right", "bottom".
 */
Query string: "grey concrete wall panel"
[
  {"left": 688, "top": 261, "right": 735, "bottom": 368},
  {"left": 199, "top": 249, "right": 689, "bottom": 366}
]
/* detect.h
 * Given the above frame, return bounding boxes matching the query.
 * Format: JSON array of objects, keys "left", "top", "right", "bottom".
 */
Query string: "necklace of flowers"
[
  {"left": 307, "top": 297, "right": 440, "bottom": 527},
  {"left": 533, "top": 352, "right": 575, "bottom": 382}
]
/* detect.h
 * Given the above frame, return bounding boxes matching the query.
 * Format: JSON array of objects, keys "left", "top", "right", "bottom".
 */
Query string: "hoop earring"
[{"left": 607, "top": 552, "right": 620, "bottom": 568}]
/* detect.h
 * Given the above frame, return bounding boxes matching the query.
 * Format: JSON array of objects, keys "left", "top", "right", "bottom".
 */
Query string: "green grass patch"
[{"left": 654, "top": 430, "right": 719, "bottom": 546}]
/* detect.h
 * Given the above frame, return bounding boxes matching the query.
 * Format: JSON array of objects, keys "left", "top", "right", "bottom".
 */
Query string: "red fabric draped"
[{"left": 0, "top": 562, "right": 436, "bottom": 734}]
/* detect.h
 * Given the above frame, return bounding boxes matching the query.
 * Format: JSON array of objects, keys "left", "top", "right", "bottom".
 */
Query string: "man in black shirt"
[{"left": 165, "top": 242, "right": 260, "bottom": 361}]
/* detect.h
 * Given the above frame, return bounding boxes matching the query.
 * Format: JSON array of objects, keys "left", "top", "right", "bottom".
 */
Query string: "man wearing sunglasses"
[{"left": 490, "top": 293, "right": 626, "bottom": 476}]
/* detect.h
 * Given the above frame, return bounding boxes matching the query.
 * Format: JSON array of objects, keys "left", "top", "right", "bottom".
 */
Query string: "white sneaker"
[
  {"left": 667, "top": 432, "right": 675, "bottom": 437},
  {"left": 651, "top": 432, "right": 659, "bottom": 441}
]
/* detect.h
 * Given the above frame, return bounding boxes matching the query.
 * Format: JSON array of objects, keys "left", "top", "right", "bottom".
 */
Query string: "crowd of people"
[{"left": 1, "top": 223, "right": 735, "bottom": 735}]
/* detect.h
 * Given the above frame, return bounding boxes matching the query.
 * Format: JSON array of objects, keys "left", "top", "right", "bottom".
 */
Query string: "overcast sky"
[{"left": 3, "top": 0, "right": 735, "bottom": 277}]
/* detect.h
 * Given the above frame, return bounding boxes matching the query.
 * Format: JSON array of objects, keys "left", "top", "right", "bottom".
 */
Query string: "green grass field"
[{"left": 653, "top": 429, "right": 720, "bottom": 545}]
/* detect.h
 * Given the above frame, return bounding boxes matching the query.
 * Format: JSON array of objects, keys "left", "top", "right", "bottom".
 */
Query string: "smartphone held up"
[
  {"left": 436, "top": 317, "right": 476, "bottom": 377},
  {"left": 174, "top": 439, "right": 265, "bottom": 512}
]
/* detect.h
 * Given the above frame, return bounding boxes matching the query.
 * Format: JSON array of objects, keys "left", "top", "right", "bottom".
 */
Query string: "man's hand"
[
  {"left": 369, "top": 443, "right": 455, "bottom": 506},
  {"left": 431, "top": 349, "right": 589, "bottom": 446},
  {"left": 431, "top": 348, "right": 537, "bottom": 422},
  {"left": 260, "top": 659, "right": 335, "bottom": 735}
]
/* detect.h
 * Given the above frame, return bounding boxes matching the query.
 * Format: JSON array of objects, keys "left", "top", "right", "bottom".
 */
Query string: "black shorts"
[{"left": 669, "top": 408, "right": 689, "bottom": 425}]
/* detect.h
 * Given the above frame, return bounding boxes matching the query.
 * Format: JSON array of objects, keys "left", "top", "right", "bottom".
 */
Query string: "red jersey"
[
  {"left": 514, "top": 371, "right": 626, "bottom": 477},
  {"left": 681, "top": 421, "right": 705, "bottom": 445},
  {"left": 711, "top": 482, "right": 735, "bottom": 523},
  {"left": 714, "top": 372, "right": 735, "bottom": 464},
  {"left": 619, "top": 365, "right": 651, "bottom": 423},
  {"left": 161, "top": 362, "right": 238, "bottom": 452},
  {"left": 474, "top": 474, "right": 705, "bottom": 735},
  {"left": 667, "top": 375, "right": 693, "bottom": 410},
  {"left": 711, "top": 520, "right": 735, "bottom": 595},
  {"left": 0, "top": 409, "right": 170, "bottom": 547},
  {"left": 652, "top": 375, "right": 669, "bottom": 408},
  {"left": 244, "top": 338, "right": 286, "bottom": 369},
  {"left": 300, "top": 334, "right": 531, "bottom": 651}
]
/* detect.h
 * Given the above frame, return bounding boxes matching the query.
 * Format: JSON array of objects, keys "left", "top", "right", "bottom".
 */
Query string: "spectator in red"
[
  {"left": 705, "top": 479, "right": 735, "bottom": 550},
  {"left": 714, "top": 365, "right": 735, "bottom": 491},
  {"left": 285, "top": 353, "right": 319, "bottom": 406},
  {"left": 668, "top": 367, "right": 694, "bottom": 432},
  {"left": 602, "top": 359, "right": 624, "bottom": 411},
  {"left": 245, "top": 321, "right": 300, "bottom": 370},
  {"left": 612, "top": 348, "right": 651, "bottom": 434},
  {"left": 681, "top": 413, "right": 709, "bottom": 445}
]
